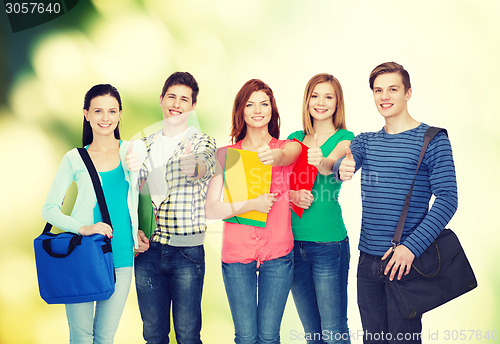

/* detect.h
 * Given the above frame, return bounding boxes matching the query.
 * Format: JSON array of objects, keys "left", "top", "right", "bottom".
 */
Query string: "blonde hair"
[{"left": 302, "top": 73, "right": 346, "bottom": 135}]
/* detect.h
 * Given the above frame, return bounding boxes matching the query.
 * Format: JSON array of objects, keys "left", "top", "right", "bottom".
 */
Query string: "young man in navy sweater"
[{"left": 334, "top": 62, "right": 458, "bottom": 343}]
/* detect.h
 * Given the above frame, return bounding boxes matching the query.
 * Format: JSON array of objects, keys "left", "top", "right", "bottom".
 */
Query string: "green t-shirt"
[{"left": 287, "top": 129, "right": 354, "bottom": 242}]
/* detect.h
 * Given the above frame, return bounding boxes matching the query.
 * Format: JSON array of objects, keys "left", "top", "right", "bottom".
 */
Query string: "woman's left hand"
[{"left": 293, "top": 189, "right": 314, "bottom": 209}]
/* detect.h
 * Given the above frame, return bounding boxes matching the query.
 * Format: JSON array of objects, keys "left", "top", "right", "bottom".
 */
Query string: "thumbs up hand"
[
  {"left": 307, "top": 133, "right": 323, "bottom": 168},
  {"left": 339, "top": 146, "right": 356, "bottom": 181},
  {"left": 257, "top": 131, "right": 274, "bottom": 165},
  {"left": 180, "top": 141, "right": 198, "bottom": 177},
  {"left": 125, "top": 140, "right": 142, "bottom": 172}
]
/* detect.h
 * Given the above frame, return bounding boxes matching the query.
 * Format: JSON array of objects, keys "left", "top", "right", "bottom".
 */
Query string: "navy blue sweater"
[{"left": 333, "top": 123, "right": 458, "bottom": 257}]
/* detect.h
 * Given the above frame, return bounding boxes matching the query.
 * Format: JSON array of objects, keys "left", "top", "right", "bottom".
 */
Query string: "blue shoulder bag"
[{"left": 34, "top": 148, "right": 115, "bottom": 304}]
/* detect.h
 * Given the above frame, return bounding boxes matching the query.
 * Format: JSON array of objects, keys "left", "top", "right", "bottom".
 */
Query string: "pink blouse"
[{"left": 217, "top": 138, "right": 295, "bottom": 266}]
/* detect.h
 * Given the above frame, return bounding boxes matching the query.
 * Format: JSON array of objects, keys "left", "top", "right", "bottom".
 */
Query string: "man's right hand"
[
  {"left": 339, "top": 147, "right": 356, "bottom": 181},
  {"left": 125, "top": 141, "right": 142, "bottom": 172},
  {"left": 180, "top": 141, "right": 198, "bottom": 177},
  {"left": 134, "top": 230, "right": 150, "bottom": 253}
]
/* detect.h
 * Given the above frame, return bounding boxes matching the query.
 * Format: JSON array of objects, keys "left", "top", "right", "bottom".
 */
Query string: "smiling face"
[
  {"left": 308, "top": 81, "right": 337, "bottom": 122},
  {"left": 160, "top": 84, "right": 196, "bottom": 122},
  {"left": 83, "top": 94, "right": 121, "bottom": 137},
  {"left": 372, "top": 72, "right": 412, "bottom": 119},
  {"left": 243, "top": 90, "right": 272, "bottom": 129}
]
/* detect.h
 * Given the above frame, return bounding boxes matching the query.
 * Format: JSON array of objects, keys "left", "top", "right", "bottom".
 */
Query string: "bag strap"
[
  {"left": 42, "top": 222, "right": 53, "bottom": 234},
  {"left": 42, "top": 234, "right": 82, "bottom": 258},
  {"left": 391, "top": 127, "right": 448, "bottom": 245},
  {"left": 41, "top": 148, "right": 113, "bottom": 235},
  {"left": 77, "top": 148, "right": 112, "bottom": 227}
]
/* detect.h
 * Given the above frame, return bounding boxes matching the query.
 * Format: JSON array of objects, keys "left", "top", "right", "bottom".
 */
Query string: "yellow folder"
[{"left": 223, "top": 148, "right": 272, "bottom": 227}]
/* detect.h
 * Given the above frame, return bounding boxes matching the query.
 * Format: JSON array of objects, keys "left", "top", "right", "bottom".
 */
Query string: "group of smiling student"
[{"left": 43, "top": 61, "right": 458, "bottom": 344}]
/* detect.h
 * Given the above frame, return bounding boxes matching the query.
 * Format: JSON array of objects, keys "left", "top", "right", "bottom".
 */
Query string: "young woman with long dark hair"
[{"left": 42, "top": 84, "right": 148, "bottom": 343}]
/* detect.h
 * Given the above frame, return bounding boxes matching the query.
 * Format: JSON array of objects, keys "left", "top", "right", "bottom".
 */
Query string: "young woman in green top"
[{"left": 288, "top": 73, "right": 354, "bottom": 344}]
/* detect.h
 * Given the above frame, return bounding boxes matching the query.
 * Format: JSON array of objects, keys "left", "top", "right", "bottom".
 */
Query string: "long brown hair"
[
  {"left": 230, "top": 79, "right": 280, "bottom": 143},
  {"left": 302, "top": 73, "right": 346, "bottom": 136}
]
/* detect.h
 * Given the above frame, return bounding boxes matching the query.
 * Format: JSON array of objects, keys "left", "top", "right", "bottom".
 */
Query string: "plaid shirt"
[{"left": 139, "top": 128, "right": 216, "bottom": 245}]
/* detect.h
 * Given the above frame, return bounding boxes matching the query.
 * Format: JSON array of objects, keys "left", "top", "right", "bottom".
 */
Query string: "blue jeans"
[
  {"left": 222, "top": 250, "right": 294, "bottom": 344},
  {"left": 65, "top": 267, "right": 132, "bottom": 344},
  {"left": 291, "top": 239, "right": 351, "bottom": 344},
  {"left": 357, "top": 252, "right": 422, "bottom": 344},
  {"left": 134, "top": 243, "right": 205, "bottom": 344}
]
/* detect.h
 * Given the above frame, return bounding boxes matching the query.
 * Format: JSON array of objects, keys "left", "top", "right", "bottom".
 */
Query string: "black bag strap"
[
  {"left": 77, "top": 148, "right": 112, "bottom": 227},
  {"left": 40, "top": 148, "right": 114, "bottom": 262},
  {"left": 391, "top": 127, "right": 448, "bottom": 245},
  {"left": 42, "top": 234, "right": 82, "bottom": 258},
  {"left": 41, "top": 148, "right": 113, "bottom": 235},
  {"left": 42, "top": 222, "right": 53, "bottom": 234}
]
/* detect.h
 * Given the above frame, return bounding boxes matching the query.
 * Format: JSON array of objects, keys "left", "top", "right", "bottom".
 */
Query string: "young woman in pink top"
[{"left": 206, "top": 79, "right": 301, "bottom": 344}]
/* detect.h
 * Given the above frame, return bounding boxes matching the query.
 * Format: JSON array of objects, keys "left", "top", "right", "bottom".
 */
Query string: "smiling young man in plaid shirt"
[{"left": 134, "top": 72, "right": 217, "bottom": 344}]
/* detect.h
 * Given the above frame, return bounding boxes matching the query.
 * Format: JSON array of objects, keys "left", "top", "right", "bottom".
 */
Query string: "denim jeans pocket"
[
  {"left": 313, "top": 238, "right": 349, "bottom": 259},
  {"left": 276, "top": 250, "right": 294, "bottom": 263},
  {"left": 180, "top": 245, "right": 205, "bottom": 264},
  {"left": 359, "top": 251, "right": 365, "bottom": 265}
]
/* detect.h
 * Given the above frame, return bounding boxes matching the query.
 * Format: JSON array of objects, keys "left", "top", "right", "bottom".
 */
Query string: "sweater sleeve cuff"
[
  {"left": 332, "top": 157, "right": 344, "bottom": 182},
  {"left": 401, "top": 236, "right": 425, "bottom": 258}
]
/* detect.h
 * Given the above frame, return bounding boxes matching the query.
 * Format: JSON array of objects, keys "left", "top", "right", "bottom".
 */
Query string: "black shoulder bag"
[{"left": 385, "top": 127, "right": 477, "bottom": 319}]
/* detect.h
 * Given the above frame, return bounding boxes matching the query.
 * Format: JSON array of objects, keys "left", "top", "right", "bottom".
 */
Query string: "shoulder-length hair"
[
  {"left": 302, "top": 73, "right": 346, "bottom": 136},
  {"left": 230, "top": 79, "right": 280, "bottom": 144},
  {"left": 82, "top": 84, "right": 122, "bottom": 147}
]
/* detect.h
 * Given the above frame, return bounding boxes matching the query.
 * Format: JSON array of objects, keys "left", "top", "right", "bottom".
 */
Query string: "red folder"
[{"left": 289, "top": 138, "right": 318, "bottom": 217}]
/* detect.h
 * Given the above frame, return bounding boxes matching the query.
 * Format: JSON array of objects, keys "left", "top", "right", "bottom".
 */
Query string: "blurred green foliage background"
[{"left": 1, "top": 0, "right": 499, "bottom": 343}]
